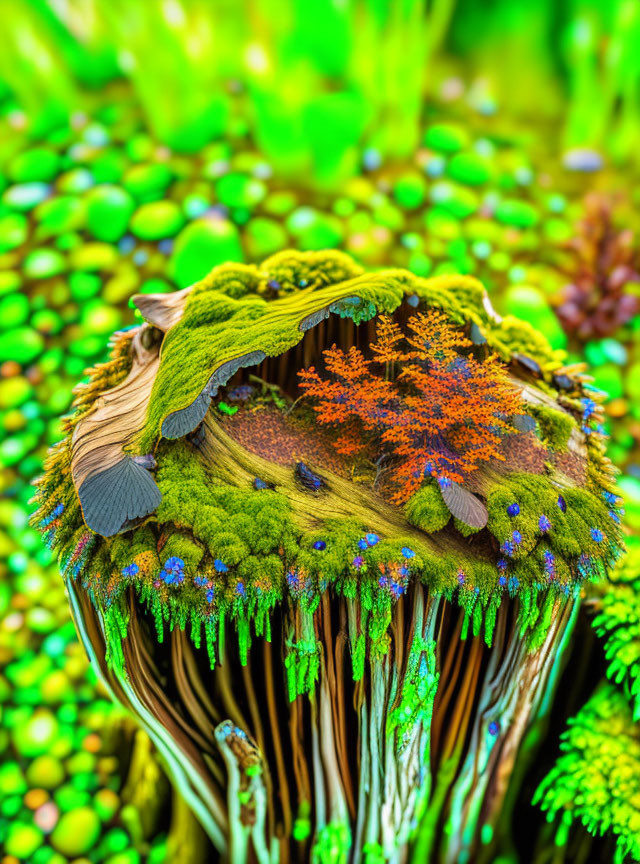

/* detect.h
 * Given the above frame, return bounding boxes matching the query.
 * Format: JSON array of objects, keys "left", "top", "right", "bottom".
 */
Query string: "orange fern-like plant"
[{"left": 299, "top": 310, "right": 523, "bottom": 503}]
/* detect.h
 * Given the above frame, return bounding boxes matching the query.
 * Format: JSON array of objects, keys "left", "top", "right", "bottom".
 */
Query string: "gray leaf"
[
  {"left": 440, "top": 480, "right": 488, "bottom": 529},
  {"left": 78, "top": 457, "right": 162, "bottom": 537}
]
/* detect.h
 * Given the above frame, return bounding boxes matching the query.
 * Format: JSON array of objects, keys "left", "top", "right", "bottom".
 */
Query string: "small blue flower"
[
  {"left": 458, "top": 571, "right": 466, "bottom": 585},
  {"left": 164, "top": 557, "right": 185, "bottom": 575},
  {"left": 401, "top": 546, "right": 415, "bottom": 559},
  {"left": 590, "top": 527, "right": 604, "bottom": 543},
  {"left": 352, "top": 555, "right": 364, "bottom": 569},
  {"left": 498, "top": 575, "right": 507, "bottom": 587},
  {"left": 497, "top": 558, "right": 508, "bottom": 572},
  {"left": 206, "top": 588, "right": 215, "bottom": 603},
  {"left": 399, "top": 565, "right": 409, "bottom": 577},
  {"left": 609, "top": 510, "right": 621, "bottom": 524},
  {"left": 538, "top": 514, "right": 551, "bottom": 533},
  {"left": 122, "top": 563, "right": 139, "bottom": 578},
  {"left": 253, "top": 477, "right": 270, "bottom": 490},
  {"left": 194, "top": 576, "right": 207, "bottom": 587},
  {"left": 543, "top": 550, "right": 556, "bottom": 577},
  {"left": 313, "top": 540, "right": 327, "bottom": 551},
  {"left": 236, "top": 582, "right": 246, "bottom": 597},
  {"left": 508, "top": 576, "right": 520, "bottom": 591},
  {"left": 53, "top": 502, "right": 65, "bottom": 517},
  {"left": 162, "top": 569, "right": 183, "bottom": 586},
  {"left": 358, "top": 538, "right": 368, "bottom": 551},
  {"left": 557, "top": 495, "right": 567, "bottom": 513},
  {"left": 501, "top": 540, "right": 515, "bottom": 557},
  {"left": 366, "top": 533, "right": 380, "bottom": 546},
  {"left": 512, "top": 530, "right": 522, "bottom": 545},
  {"left": 438, "top": 476, "right": 452, "bottom": 489},
  {"left": 507, "top": 503, "right": 520, "bottom": 517},
  {"left": 379, "top": 575, "right": 388, "bottom": 588},
  {"left": 214, "top": 559, "right": 228, "bottom": 573}
]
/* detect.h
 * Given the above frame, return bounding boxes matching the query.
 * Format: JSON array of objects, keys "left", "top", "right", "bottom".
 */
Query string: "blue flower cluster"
[
  {"left": 122, "top": 563, "right": 139, "bottom": 578},
  {"left": 580, "top": 397, "right": 597, "bottom": 435},
  {"left": 161, "top": 557, "right": 185, "bottom": 585},
  {"left": 358, "top": 533, "right": 380, "bottom": 550},
  {"left": 192, "top": 575, "right": 215, "bottom": 602},
  {"left": 603, "top": 489, "right": 624, "bottom": 524},
  {"left": 538, "top": 514, "right": 551, "bottom": 532},
  {"left": 378, "top": 572, "right": 407, "bottom": 599},
  {"left": 543, "top": 550, "right": 556, "bottom": 579},
  {"left": 501, "top": 540, "right": 515, "bottom": 557}
]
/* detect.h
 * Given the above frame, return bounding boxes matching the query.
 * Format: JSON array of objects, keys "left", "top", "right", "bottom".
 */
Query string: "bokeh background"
[{"left": 1, "top": 1, "right": 640, "bottom": 862}]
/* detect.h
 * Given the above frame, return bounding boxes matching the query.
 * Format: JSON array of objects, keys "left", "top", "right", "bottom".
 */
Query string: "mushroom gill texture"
[{"left": 33, "top": 250, "right": 623, "bottom": 864}]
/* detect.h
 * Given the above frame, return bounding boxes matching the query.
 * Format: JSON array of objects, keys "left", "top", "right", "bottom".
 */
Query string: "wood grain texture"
[
  {"left": 132, "top": 286, "right": 191, "bottom": 331},
  {"left": 71, "top": 326, "right": 162, "bottom": 535}
]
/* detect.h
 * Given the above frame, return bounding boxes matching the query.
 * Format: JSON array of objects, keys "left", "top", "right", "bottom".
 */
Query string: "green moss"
[
  {"left": 405, "top": 484, "right": 451, "bottom": 533},
  {"left": 534, "top": 684, "right": 640, "bottom": 862},
  {"left": 387, "top": 637, "right": 438, "bottom": 750},
  {"left": 488, "top": 315, "right": 559, "bottom": 367},
  {"left": 138, "top": 264, "right": 409, "bottom": 452},
  {"left": 311, "top": 821, "right": 351, "bottom": 864},
  {"left": 527, "top": 403, "right": 576, "bottom": 452},
  {"left": 135, "top": 252, "right": 506, "bottom": 453},
  {"left": 593, "top": 546, "right": 640, "bottom": 721},
  {"left": 33, "top": 251, "right": 622, "bottom": 686},
  {"left": 160, "top": 533, "right": 205, "bottom": 571},
  {"left": 487, "top": 473, "right": 562, "bottom": 559},
  {"left": 284, "top": 610, "right": 320, "bottom": 700},
  {"left": 453, "top": 517, "right": 481, "bottom": 537}
]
